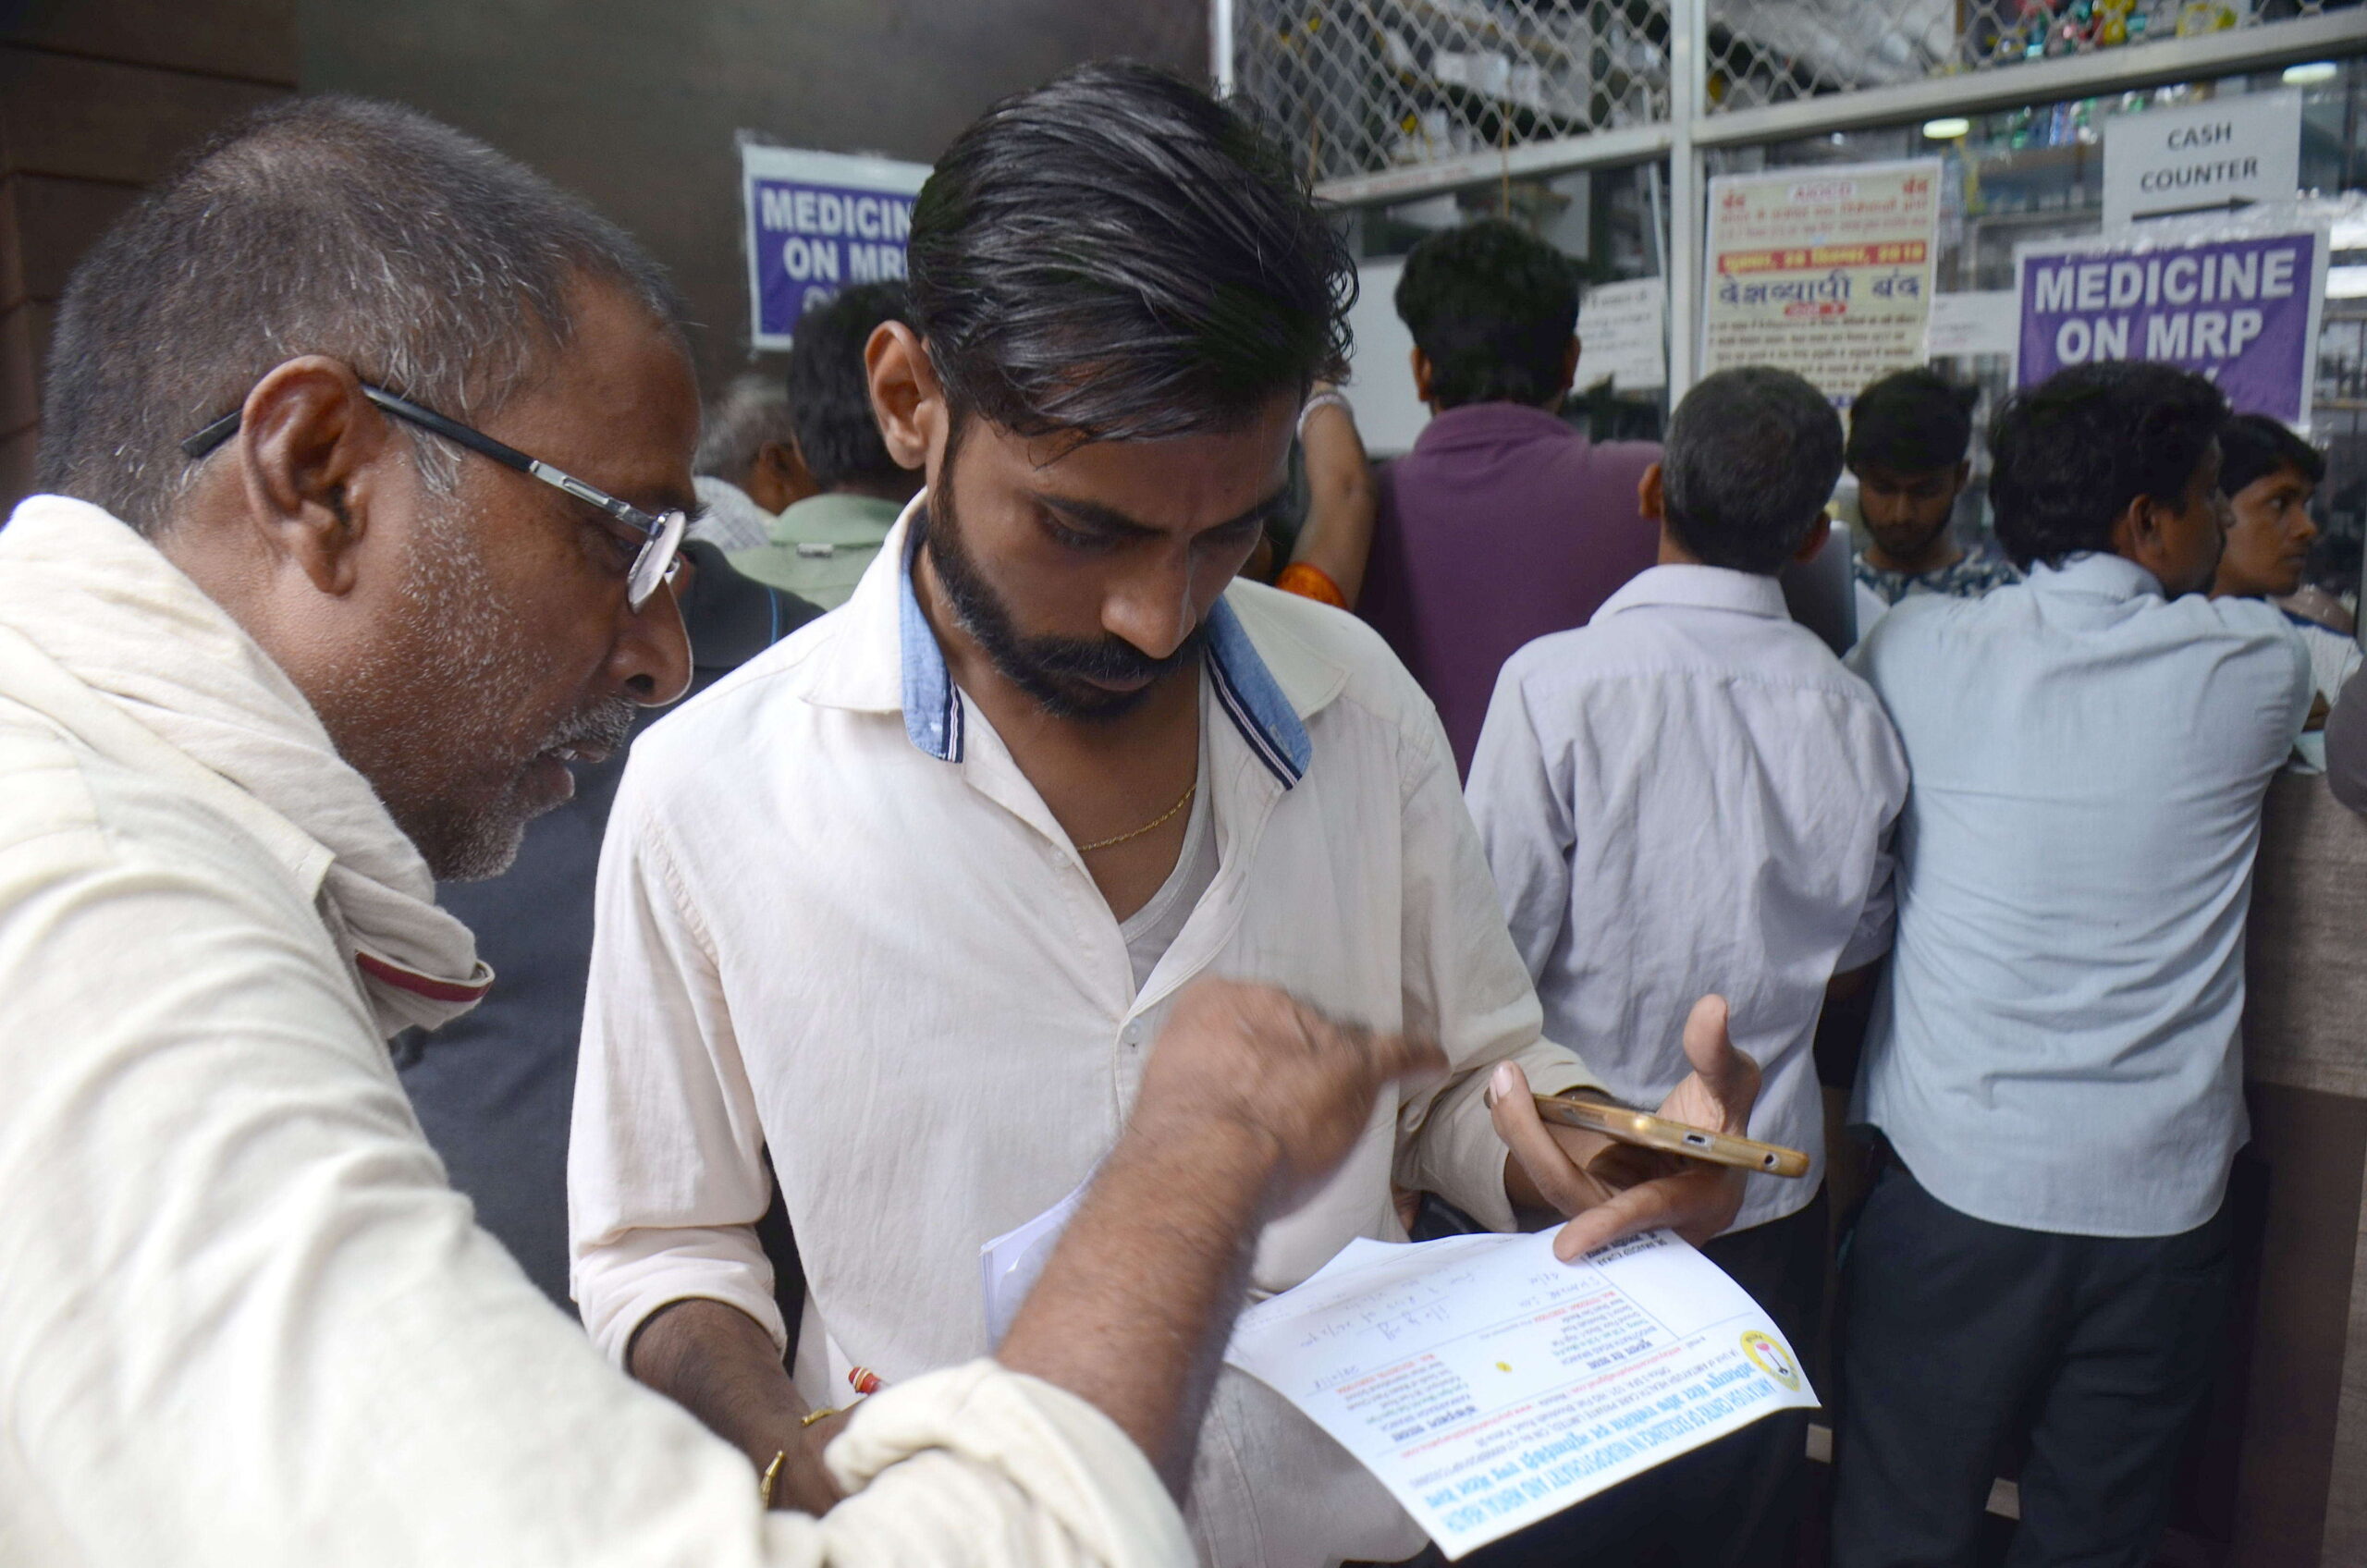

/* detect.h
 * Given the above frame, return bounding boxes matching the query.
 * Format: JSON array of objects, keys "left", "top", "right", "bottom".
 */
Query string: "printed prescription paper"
[{"left": 1224, "top": 1228, "right": 1816, "bottom": 1558}]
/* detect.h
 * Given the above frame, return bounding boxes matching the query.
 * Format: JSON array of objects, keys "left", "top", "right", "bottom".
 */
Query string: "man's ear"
[
  {"left": 1637, "top": 460, "right": 1665, "bottom": 524},
  {"left": 2109, "top": 489, "right": 2173, "bottom": 576},
  {"left": 865, "top": 321, "right": 942, "bottom": 472},
  {"left": 1793, "top": 510, "right": 1834, "bottom": 565},
  {"left": 1409, "top": 346, "right": 1435, "bottom": 408},
  {"left": 1559, "top": 334, "right": 1582, "bottom": 397},
  {"left": 750, "top": 438, "right": 816, "bottom": 512},
  {"left": 234, "top": 356, "right": 393, "bottom": 598}
]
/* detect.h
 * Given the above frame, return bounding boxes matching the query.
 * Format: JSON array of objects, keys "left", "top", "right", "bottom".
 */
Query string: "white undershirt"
[{"left": 1116, "top": 732, "right": 1217, "bottom": 996}]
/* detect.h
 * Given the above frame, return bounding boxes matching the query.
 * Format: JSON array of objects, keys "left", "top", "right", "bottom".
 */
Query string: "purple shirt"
[{"left": 1359, "top": 403, "right": 1661, "bottom": 776}]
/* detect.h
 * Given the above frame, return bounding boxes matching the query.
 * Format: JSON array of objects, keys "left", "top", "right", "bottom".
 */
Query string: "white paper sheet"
[
  {"left": 1576, "top": 277, "right": 1668, "bottom": 392},
  {"left": 1921, "top": 290, "right": 2020, "bottom": 359},
  {"left": 1224, "top": 1228, "right": 1818, "bottom": 1559},
  {"left": 979, "top": 1180, "right": 1089, "bottom": 1347}
]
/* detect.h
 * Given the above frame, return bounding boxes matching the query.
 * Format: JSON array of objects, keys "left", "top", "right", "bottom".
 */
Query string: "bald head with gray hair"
[
  {"left": 37, "top": 94, "right": 685, "bottom": 534},
  {"left": 694, "top": 374, "right": 797, "bottom": 485}
]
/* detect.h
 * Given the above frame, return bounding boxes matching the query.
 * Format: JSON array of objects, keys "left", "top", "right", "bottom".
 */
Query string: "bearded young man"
[
  {"left": 0, "top": 95, "right": 1450, "bottom": 1568},
  {"left": 570, "top": 63, "right": 1761, "bottom": 1567},
  {"left": 1844, "top": 367, "right": 2017, "bottom": 642}
]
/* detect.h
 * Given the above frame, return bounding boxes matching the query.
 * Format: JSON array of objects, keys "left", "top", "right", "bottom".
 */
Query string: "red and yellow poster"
[{"left": 1702, "top": 159, "right": 1942, "bottom": 405}]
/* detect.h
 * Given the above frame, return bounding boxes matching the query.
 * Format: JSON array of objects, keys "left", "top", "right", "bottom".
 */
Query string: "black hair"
[
  {"left": 1392, "top": 219, "right": 1579, "bottom": 410},
  {"left": 40, "top": 97, "right": 682, "bottom": 535},
  {"left": 2307, "top": 529, "right": 2361, "bottom": 598},
  {"left": 1661, "top": 367, "right": 1844, "bottom": 575},
  {"left": 904, "top": 60, "right": 1354, "bottom": 446},
  {"left": 2217, "top": 411, "right": 2325, "bottom": 498},
  {"left": 786, "top": 282, "right": 910, "bottom": 489},
  {"left": 1846, "top": 366, "right": 1976, "bottom": 474},
  {"left": 1989, "top": 361, "right": 2228, "bottom": 572}
]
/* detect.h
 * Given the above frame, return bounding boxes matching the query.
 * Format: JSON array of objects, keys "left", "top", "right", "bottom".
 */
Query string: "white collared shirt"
[
  {"left": 1849, "top": 553, "right": 2312, "bottom": 1237},
  {"left": 570, "top": 498, "right": 1601, "bottom": 1568},
  {"left": 0, "top": 497, "right": 1185, "bottom": 1568},
  {"left": 1467, "top": 565, "right": 1908, "bottom": 1232}
]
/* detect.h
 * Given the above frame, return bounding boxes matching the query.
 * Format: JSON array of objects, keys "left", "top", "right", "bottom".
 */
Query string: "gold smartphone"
[{"left": 1534, "top": 1093, "right": 1811, "bottom": 1179}]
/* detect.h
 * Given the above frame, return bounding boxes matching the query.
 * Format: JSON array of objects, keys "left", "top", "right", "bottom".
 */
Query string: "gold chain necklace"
[{"left": 1075, "top": 778, "right": 1197, "bottom": 854}]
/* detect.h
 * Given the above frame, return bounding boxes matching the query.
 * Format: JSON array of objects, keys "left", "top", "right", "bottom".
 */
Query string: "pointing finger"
[{"left": 1365, "top": 1029, "right": 1451, "bottom": 1095}]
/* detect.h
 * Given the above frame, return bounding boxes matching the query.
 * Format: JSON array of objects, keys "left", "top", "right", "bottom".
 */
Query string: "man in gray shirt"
[{"left": 1468, "top": 368, "right": 1906, "bottom": 1568}]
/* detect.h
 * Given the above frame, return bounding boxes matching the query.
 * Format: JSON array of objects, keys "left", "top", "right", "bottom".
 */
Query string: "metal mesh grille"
[
  {"left": 1704, "top": 0, "right": 2339, "bottom": 113},
  {"left": 1233, "top": 0, "right": 1674, "bottom": 190}
]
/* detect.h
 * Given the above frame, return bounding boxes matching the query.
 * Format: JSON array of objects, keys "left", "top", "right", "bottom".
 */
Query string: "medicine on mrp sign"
[
  {"left": 2014, "top": 226, "right": 2326, "bottom": 428},
  {"left": 742, "top": 144, "right": 930, "bottom": 351}
]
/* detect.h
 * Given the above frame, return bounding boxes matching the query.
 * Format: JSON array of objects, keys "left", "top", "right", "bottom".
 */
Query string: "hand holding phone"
[{"left": 1532, "top": 1092, "right": 1810, "bottom": 1179}]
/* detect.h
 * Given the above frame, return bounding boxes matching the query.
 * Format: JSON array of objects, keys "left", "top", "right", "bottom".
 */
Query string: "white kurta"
[{"left": 0, "top": 494, "right": 1185, "bottom": 1568}]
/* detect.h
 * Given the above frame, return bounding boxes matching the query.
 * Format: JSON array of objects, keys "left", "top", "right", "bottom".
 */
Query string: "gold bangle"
[
  {"left": 799, "top": 1405, "right": 840, "bottom": 1427},
  {"left": 758, "top": 1449, "right": 786, "bottom": 1509}
]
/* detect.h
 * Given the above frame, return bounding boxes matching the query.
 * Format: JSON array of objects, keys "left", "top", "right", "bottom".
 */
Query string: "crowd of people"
[{"left": 0, "top": 52, "right": 2352, "bottom": 1568}]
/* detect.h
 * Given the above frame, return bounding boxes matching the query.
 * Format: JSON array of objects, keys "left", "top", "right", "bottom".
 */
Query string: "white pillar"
[{"left": 1665, "top": 0, "right": 1705, "bottom": 399}]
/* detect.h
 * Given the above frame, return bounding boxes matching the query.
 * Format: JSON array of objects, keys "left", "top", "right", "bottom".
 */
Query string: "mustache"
[
  {"left": 1022, "top": 625, "right": 1206, "bottom": 687},
  {"left": 534, "top": 696, "right": 638, "bottom": 757}
]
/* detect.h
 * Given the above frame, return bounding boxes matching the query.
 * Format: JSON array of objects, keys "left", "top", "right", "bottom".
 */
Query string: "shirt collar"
[
  {"left": 811, "top": 493, "right": 1317, "bottom": 789},
  {"left": 1593, "top": 562, "right": 1789, "bottom": 620},
  {"left": 1411, "top": 400, "right": 1576, "bottom": 455},
  {"left": 2026, "top": 551, "right": 2163, "bottom": 600},
  {"left": 771, "top": 489, "right": 904, "bottom": 546}
]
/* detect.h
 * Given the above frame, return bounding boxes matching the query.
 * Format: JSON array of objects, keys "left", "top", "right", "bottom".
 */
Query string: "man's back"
[
  {"left": 1851, "top": 556, "right": 2311, "bottom": 1236},
  {"left": 1359, "top": 403, "right": 1658, "bottom": 775},
  {"left": 1471, "top": 565, "right": 1906, "bottom": 1229},
  {"left": 729, "top": 492, "right": 902, "bottom": 611}
]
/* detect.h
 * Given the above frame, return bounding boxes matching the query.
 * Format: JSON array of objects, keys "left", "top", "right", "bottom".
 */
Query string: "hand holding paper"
[{"left": 1495, "top": 995, "right": 1758, "bottom": 1259}]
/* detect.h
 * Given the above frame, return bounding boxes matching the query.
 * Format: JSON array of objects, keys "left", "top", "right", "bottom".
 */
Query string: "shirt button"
[{"left": 1122, "top": 1021, "right": 1145, "bottom": 1048}]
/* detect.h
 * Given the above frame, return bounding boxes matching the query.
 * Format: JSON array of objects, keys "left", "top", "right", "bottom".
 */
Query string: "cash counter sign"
[{"left": 2102, "top": 91, "right": 2300, "bottom": 228}]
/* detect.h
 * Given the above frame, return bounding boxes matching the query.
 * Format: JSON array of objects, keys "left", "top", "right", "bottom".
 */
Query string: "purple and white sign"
[
  {"left": 741, "top": 144, "right": 931, "bottom": 351},
  {"left": 2014, "top": 226, "right": 2327, "bottom": 427}
]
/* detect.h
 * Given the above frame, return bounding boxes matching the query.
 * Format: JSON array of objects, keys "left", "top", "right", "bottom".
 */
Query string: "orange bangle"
[{"left": 1276, "top": 562, "right": 1347, "bottom": 609}]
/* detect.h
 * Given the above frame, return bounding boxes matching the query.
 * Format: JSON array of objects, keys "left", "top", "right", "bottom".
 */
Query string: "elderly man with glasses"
[{"left": 0, "top": 94, "right": 1441, "bottom": 1568}]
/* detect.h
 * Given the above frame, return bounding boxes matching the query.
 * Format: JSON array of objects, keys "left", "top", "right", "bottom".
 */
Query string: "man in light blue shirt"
[
  {"left": 1468, "top": 367, "right": 1907, "bottom": 1568},
  {"left": 1833, "top": 361, "right": 2311, "bottom": 1568}
]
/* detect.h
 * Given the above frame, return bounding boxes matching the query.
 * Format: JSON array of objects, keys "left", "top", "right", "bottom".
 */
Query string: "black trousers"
[
  {"left": 1829, "top": 1164, "right": 2233, "bottom": 1568},
  {"left": 1463, "top": 1191, "right": 1830, "bottom": 1568}
]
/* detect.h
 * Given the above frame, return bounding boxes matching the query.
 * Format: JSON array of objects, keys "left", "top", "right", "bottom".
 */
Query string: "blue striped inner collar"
[{"left": 897, "top": 534, "right": 1308, "bottom": 788}]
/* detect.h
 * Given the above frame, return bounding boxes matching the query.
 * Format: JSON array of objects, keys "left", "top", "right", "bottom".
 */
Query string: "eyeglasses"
[{"left": 181, "top": 384, "right": 687, "bottom": 610}]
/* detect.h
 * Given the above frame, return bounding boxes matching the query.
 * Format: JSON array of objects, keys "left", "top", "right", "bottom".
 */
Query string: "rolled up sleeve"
[
  {"left": 805, "top": 1361, "right": 1193, "bottom": 1568},
  {"left": 1391, "top": 705, "right": 1602, "bottom": 1233},
  {"left": 570, "top": 768, "right": 784, "bottom": 1364}
]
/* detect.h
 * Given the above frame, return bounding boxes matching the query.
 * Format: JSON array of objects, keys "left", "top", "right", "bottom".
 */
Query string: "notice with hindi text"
[{"left": 1701, "top": 159, "right": 1942, "bottom": 405}]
